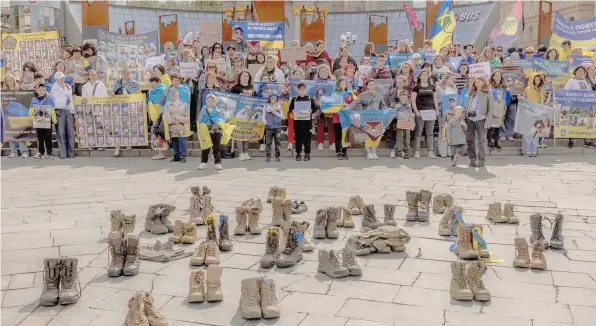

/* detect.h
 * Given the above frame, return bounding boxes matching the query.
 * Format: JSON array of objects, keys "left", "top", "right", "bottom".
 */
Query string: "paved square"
[{"left": 2, "top": 155, "right": 596, "bottom": 326}]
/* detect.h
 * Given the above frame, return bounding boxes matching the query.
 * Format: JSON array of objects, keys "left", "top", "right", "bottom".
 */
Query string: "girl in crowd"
[
  {"left": 458, "top": 63, "right": 469, "bottom": 77},
  {"left": 420, "top": 62, "right": 439, "bottom": 85},
  {"left": 82, "top": 69, "right": 108, "bottom": 151},
  {"left": 432, "top": 55, "right": 451, "bottom": 75},
  {"left": 332, "top": 45, "right": 358, "bottom": 72},
  {"left": 464, "top": 76, "right": 493, "bottom": 167},
  {"left": 411, "top": 70, "right": 439, "bottom": 159},
  {"left": 315, "top": 65, "right": 336, "bottom": 151},
  {"left": 164, "top": 56, "right": 179, "bottom": 76},
  {"left": 446, "top": 106, "right": 467, "bottom": 166},
  {"left": 286, "top": 68, "right": 307, "bottom": 152},
  {"left": 211, "top": 43, "right": 225, "bottom": 59},
  {"left": 199, "top": 46, "right": 211, "bottom": 68},
  {"left": 153, "top": 64, "right": 171, "bottom": 87},
  {"left": 198, "top": 60, "right": 219, "bottom": 89},
  {"left": 197, "top": 94, "right": 225, "bottom": 170},
  {"left": 481, "top": 47, "right": 502, "bottom": 68},
  {"left": 308, "top": 40, "right": 332, "bottom": 66},
  {"left": 263, "top": 94, "right": 285, "bottom": 162},
  {"left": 225, "top": 56, "right": 245, "bottom": 82},
  {"left": 439, "top": 46, "right": 449, "bottom": 57},
  {"left": 3, "top": 75, "right": 30, "bottom": 158},
  {"left": 148, "top": 76, "right": 168, "bottom": 160},
  {"left": 230, "top": 70, "right": 253, "bottom": 95},
  {"left": 545, "top": 48, "right": 560, "bottom": 61},
  {"left": 364, "top": 42, "right": 376, "bottom": 58},
  {"left": 396, "top": 40, "right": 412, "bottom": 53},
  {"left": 165, "top": 88, "right": 190, "bottom": 163},
  {"left": 49, "top": 61, "right": 74, "bottom": 85},
  {"left": 332, "top": 77, "right": 354, "bottom": 160},
  {"left": 255, "top": 55, "right": 285, "bottom": 83},
  {"left": 180, "top": 49, "right": 201, "bottom": 132},
  {"left": 436, "top": 72, "right": 458, "bottom": 157},
  {"left": 333, "top": 56, "right": 349, "bottom": 78},
  {"left": 396, "top": 61, "right": 416, "bottom": 92}
]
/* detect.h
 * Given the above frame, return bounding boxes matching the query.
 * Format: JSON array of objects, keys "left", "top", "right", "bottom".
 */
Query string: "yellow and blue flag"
[{"left": 429, "top": 0, "right": 456, "bottom": 52}]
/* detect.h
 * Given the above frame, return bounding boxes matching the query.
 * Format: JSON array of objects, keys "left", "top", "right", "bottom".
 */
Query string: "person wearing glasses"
[
  {"left": 494, "top": 46, "right": 505, "bottom": 63},
  {"left": 198, "top": 60, "right": 220, "bottom": 89},
  {"left": 522, "top": 47, "right": 535, "bottom": 59}
]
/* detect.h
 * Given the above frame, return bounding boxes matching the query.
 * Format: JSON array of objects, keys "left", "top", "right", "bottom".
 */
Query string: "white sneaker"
[
  {"left": 239, "top": 153, "right": 246, "bottom": 161},
  {"left": 33, "top": 153, "right": 42, "bottom": 159},
  {"left": 372, "top": 153, "right": 379, "bottom": 160},
  {"left": 329, "top": 144, "right": 334, "bottom": 150},
  {"left": 507, "top": 136, "right": 514, "bottom": 141},
  {"left": 8, "top": 153, "right": 17, "bottom": 158},
  {"left": 540, "top": 144, "right": 547, "bottom": 148},
  {"left": 414, "top": 151, "right": 420, "bottom": 159},
  {"left": 259, "top": 144, "right": 266, "bottom": 152},
  {"left": 245, "top": 153, "right": 252, "bottom": 160},
  {"left": 215, "top": 164, "right": 223, "bottom": 170},
  {"left": 151, "top": 154, "right": 166, "bottom": 160},
  {"left": 197, "top": 163, "right": 207, "bottom": 170},
  {"left": 317, "top": 143, "right": 324, "bottom": 151},
  {"left": 287, "top": 143, "right": 293, "bottom": 151},
  {"left": 114, "top": 147, "right": 120, "bottom": 156},
  {"left": 21, "top": 152, "right": 29, "bottom": 158},
  {"left": 499, "top": 136, "right": 506, "bottom": 141},
  {"left": 367, "top": 153, "right": 374, "bottom": 160},
  {"left": 428, "top": 152, "right": 436, "bottom": 159},
  {"left": 98, "top": 147, "right": 105, "bottom": 151},
  {"left": 389, "top": 150, "right": 395, "bottom": 158}
]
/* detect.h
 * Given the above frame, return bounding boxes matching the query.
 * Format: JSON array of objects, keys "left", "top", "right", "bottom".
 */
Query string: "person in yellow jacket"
[{"left": 29, "top": 84, "right": 57, "bottom": 159}]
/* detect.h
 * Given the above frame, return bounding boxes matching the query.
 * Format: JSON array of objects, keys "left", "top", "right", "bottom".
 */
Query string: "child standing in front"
[
  {"left": 263, "top": 94, "right": 285, "bottom": 162},
  {"left": 30, "top": 83, "right": 56, "bottom": 159},
  {"left": 522, "top": 120, "right": 543, "bottom": 157},
  {"left": 394, "top": 91, "right": 414, "bottom": 159},
  {"left": 446, "top": 106, "right": 468, "bottom": 166},
  {"left": 289, "top": 82, "right": 318, "bottom": 161}
]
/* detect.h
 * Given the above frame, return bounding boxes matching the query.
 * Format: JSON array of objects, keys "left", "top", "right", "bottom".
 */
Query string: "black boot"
[
  {"left": 304, "top": 154, "right": 311, "bottom": 161},
  {"left": 266, "top": 154, "right": 271, "bottom": 162},
  {"left": 296, "top": 154, "right": 302, "bottom": 161}
]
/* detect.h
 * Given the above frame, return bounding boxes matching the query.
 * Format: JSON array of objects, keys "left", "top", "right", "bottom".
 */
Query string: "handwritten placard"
[
  {"left": 199, "top": 21, "right": 222, "bottom": 47},
  {"left": 179, "top": 62, "right": 198, "bottom": 78},
  {"left": 280, "top": 47, "right": 307, "bottom": 63}
]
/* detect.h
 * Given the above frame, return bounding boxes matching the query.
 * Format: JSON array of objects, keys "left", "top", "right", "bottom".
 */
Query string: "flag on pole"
[
  {"left": 489, "top": 0, "right": 523, "bottom": 48},
  {"left": 402, "top": 1, "right": 421, "bottom": 31},
  {"left": 429, "top": 0, "right": 456, "bottom": 51}
]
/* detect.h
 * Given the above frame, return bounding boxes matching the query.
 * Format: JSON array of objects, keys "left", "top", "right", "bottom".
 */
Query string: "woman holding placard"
[{"left": 411, "top": 70, "right": 439, "bottom": 159}]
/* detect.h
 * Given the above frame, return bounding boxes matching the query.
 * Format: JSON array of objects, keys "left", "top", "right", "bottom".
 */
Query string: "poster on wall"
[
  {"left": 554, "top": 89, "right": 596, "bottom": 139},
  {"left": 228, "top": 21, "right": 284, "bottom": 55},
  {"left": 74, "top": 94, "right": 148, "bottom": 148},
  {"left": 1, "top": 31, "right": 60, "bottom": 80},
  {"left": 1, "top": 90, "right": 36, "bottom": 141},
  {"left": 95, "top": 29, "right": 159, "bottom": 90}
]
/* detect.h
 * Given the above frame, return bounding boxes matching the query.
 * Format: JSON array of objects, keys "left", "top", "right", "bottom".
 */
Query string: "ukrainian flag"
[{"left": 429, "top": 0, "right": 456, "bottom": 52}]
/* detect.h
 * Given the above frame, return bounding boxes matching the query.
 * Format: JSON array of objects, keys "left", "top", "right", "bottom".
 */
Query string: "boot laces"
[
  {"left": 60, "top": 262, "right": 77, "bottom": 289},
  {"left": 111, "top": 244, "right": 125, "bottom": 266},
  {"left": 141, "top": 293, "right": 162, "bottom": 319},
  {"left": 551, "top": 216, "right": 563, "bottom": 240},
  {"left": 533, "top": 215, "right": 545, "bottom": 238},
  {"left": 192, "top": 272, "right": 204, "bottom": 287},
  {"left": 329, "top": 251, "right": 343, "bottom": 268},
  {"left": 341, "top": 248, "right": 357, "bottom": 266},
  {"left": 219, "top": 216, "right": 230, "bottom": 239},
  {"left": 206, "top": 241, "right": 218, "bottom": 257},
  {"left": 44, "top": 265, "right": 60, "bottom": 290},
  {"left": 122, "top": 216, "right": 135, "bottom": 233},
  {"left": 282, "top": 229, "right": 295, "bottom": 254},
  {"left": 173, "top": 222, "right": 184, "bottom": 238},
  {"left": 516, "top": 242, "right": 529, "bottom": 259},
  {"left": 244, "top": 285, "right": 259, "bottom": 306},
  {"left": 129, "top": 295, "right": 146, "bottom": 324},
  {"left": 261, "top": 280, "right": 277, "bottom": 305},
  {"left": 126, "top": 246, "right": 138, "bottom": 264},
  {"left": 473, "top": 274, "right": 486, "bottom": 289},
  {"left": 455, "top": 268, "right": 467, "bottom": 288},
  {"left": 315, "top": 210, "right": 327, "bottom": 227},
  {"left": 532, "top": 243, "right": 545, "bottom": 260},
  {"left": 206, "top": 216, "right": 217, "bottom": 241},
  {"left": 265, "top": 229, "right": 279, "bottom": 255}
]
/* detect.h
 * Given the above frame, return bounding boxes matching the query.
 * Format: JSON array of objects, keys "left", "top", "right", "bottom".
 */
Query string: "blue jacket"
[
  {"left": 197, "top": 105, "right": 225, "bottom": 125},
  {"left": 30, "top": 95, "right": 54, "bottom": 107}
]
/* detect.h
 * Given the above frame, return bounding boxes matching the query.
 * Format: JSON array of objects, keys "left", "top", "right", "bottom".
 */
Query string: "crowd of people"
[{"left": 2, "top": 35, "right": 596, "bottom": 169}]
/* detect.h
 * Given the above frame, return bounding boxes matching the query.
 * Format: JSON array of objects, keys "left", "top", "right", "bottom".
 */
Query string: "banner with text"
[
  {"left": 549, "top": 12, "right": 596, "bottom": 56},
  {"left": 289, "top": 79, "right": 336, "bottom": 100},
  {"left": 1, "top": 31, "right": 60, "bottom": 80},
  {"left": 339, "top": 109, "right": 397, "bottom": 148},
  {"left": 514, "top": 97, "right": 555, "bottom": 138},
  {"left": 531, "top": 59, "right": 570, "bottom": 88},
  {"left": 554, "top": 89, "right": 596, "bottom": 139},
  {"left": 229, "top": 22, "right": 284, "bottom": 55},
  {"left": 1, "top": 90, "right": 36, "bottom": 141}
]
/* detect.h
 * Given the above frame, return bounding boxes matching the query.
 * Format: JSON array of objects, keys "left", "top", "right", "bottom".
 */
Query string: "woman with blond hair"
[
  {"left": 437, "top": 72, "right": 458, "bottom": 157},
  {"left": 364, "top": 42, "right": 376, "bottom": 58},
  {"left": 396, "top": 40, "right": 413, "bottom": 54},
  {"left": 464, "top": 76, "right": 494, "bottom": 167},
  {"left": 481, "top": 47, "right": 502, "bottom": 68}
]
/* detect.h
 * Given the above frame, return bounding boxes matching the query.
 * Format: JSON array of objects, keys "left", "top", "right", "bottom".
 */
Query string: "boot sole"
[
  {"left": 318, "top": 266, "right": 350, "bottom": 278},
  {"left": 452, "top": 293, "right": 473, "bottom": 301},
  {"left": 513, "top": 262, "right": 530, "bottom": 268},
  {"left": 473, "top": 294, "right": 491, "bottom": 301},
  {"left": 108, "top": 270, "right": 123, "bottom": 277},
  {"left": 219, "top": 244, "right": 233, "bottom": 251},
  {"left": 348, "top": 268, "right": 363, "bottom": 276},
  {"left": 529, "top": 263, "right": 547, "bottom": 270},
  {"left": 187, "top": 295, "right": 205, "bottom": 303},
  {"left": 40, "top": 299, "right": 59, "bottom": 306},
  {"left": 59, "top": 296, "right": 80, "bottom": 305},
  {"left": 242, "top": 311, "right": 263, "bottom": 319},
  {"left": 190, "top": 258, "right": 205, "bottom": 266}
]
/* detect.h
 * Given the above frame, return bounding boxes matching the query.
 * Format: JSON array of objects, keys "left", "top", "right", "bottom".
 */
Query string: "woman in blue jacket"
[{"left": 197, "top": 93, "right": 225, "bottom": 171}]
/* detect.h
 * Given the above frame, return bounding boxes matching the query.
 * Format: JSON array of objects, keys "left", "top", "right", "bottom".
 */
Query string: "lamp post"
[{"left": 340, "top": 32, "right": 358, "bottom": 46}]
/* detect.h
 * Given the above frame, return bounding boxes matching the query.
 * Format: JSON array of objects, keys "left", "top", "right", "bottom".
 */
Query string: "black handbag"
[{"left": 153, "top": 113, "right": 166, "bottom": 138}]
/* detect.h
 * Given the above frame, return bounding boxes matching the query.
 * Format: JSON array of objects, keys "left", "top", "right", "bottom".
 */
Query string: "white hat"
[
  {"left": 54, "top": 72, "right": 65, "bottom": 79},
  {"left": 206, "top": 94, "right": 217, "bottom": 100}
]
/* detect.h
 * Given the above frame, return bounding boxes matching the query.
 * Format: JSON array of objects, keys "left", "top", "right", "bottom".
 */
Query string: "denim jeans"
[
  {"left": 522, "top": 135, "right": 538, "bottom": 154},
  {"left": 56, "top": 109, "right": 75, "bottom": 158},
  {"left": 414, "top": 116, "right": 435, "bottom": 151},
  {"left": 9, "top": 141, "right": 28, "bottom": 154},
  {"left": 500, "top": 102, "right": 517, "bottom": 139},
  {"left": 237, "top": 141, "right": 249, "bottom": 153},
  {"left": 171, "top": 137, "right": 187, "bottom": 159},
  {"left": 466, "top": 118, "right": 487, "bottom": 163},
  {"left": 265, "top": 128, "right": 281, "bottom": 157}
]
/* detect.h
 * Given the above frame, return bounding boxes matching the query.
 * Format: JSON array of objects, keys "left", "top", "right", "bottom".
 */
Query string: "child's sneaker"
[
  {"left": 390, "top": 150, "right": 395, "bottom": 158},
  {"left": 33, "top": 153, "right": 42, "bottom": 159},
  {"left": 8, "top": 153, "right": 17, "bottom": 158},
  {"left": 342, "top": 153, "right": 348, "bottom": 160},
  {"left": 414, "top": 151, "right": 420, "bottom": 159},
  {"left": 21, "top": 152, "right": 29, "bottom": 158},
  {"left": 372, "top": 153, "right": 379, "bottom": 160},
  {"left": 45, "top": 154, "right": 53, "bottom": 159},
  {"left": 530, "top": 153, "right": 537, "bottom": 157},
  {"left": 336, "top": 153, "right": 342, "bottom": 160},
  {"left": 295, "top": 155, "right": 302, "bottom": 161}
]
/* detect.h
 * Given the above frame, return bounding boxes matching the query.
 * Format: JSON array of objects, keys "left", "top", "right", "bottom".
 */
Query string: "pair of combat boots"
[
  {"left": 454, "top": 224, "right": 489, "bottom": 260},
  {"left": 271, "top": 197, "right": 292, "bottom": 226},
  {"left": 432, "top": 193, "right": 454, "bottom": 214},
  {"left": 187, "top": 265, "right": 224, "bottom": 303},
  {"left": 239, "top": 277, "right": 280, "bottom": 320},
  {"left": 361, "top": 204, "right": 397, "bottom": 230},
  {"left": 261, "top": 226, "right": 304, "bottom": 268},
  {"left": 171, "top": 220, "right": 197, "bottom": 244},
  {"left": 108, "top": 231, "right": 141, "bottom": 277},
  {"left": 144, "top": 204, "right": 176, "bottom": 235},
  {"left": 347, "top": 195, "right": 365, "bottom": 215},
  {"left": 406, "top": 190, "right": 432, "bottom": 222},
  {"left": 266, "top": 186, "right": 287, "bottom": 203},
  {"left": 451, "top": 261, "right": 491, "bottom": 302},
  {"left": 40, "top": 258, "right": 80, "bottom": 306},
  {"left": 235, "top": 198, "right": 264, "bottom": 235},
  {"left": 111, "top": 210, "right": 137, "bottom": 234},
  {"left": 317, "top": 236, "right": 362, "bottom": 278},
  {"left": 314, "top": 207, "right": 340, "bottom": 239},
  {"left": 191, "top": 215, "right": 223, "bottom": 265},
  {"left": 125, "top": 292, "right": 168, "bottom": 326},
  {"left": 486, "top": 202, "right": 519, "bottom": 224},
  {"left": 531, "top": 213, "right": 564, "bottom": 249},
  {"left": 513, "top": 237, "right": 547, "bottom": 270},
  {"left": 438, "top": 206, "right": 464, "bottom": 236},
  {"left": 189, "top": 186, "right": 212, "bottom": 225}
]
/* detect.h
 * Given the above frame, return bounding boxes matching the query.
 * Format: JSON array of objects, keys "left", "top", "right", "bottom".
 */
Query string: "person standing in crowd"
[
  {"left": 153, "top": 64, "right": 172, "bottom": 87},
  {"left": 396, "top": 40, "right": 413, "bottom": 53},
  {"left": 236, "top": 87, "right": 256, "bottom": 161},
  {"left": 481, "top": 47, "right": 502, "bottom": 68},
  {"left": 446, "top": 106, "right": 467, "bottom": 166},
  {"left": 396, "top": 62, "right": 416, "bottom": 92},
  {"left": 356, "top": 79, "right": 387, "bottom": 160},
  {"left": 162, "top": 42, "right": 177, "bottom": 63},
  {"left": 30, "top": 83, "right": 56, "bottom": 159},
  {"left": 458, "top": 63, "right": 469, "bottom": 78},
  {"left": 522, "top": 120, "right": 543, "bottom": 157},
  {"left": 432, "top": 55, "right": 451, "bottom": 76},
  {"left": 333, "top": 77, "right": 355, "bottom": 160},
  {"left": 494, "top": 46, "right": 505, "bottom": 63},
  {"left": 464, "top": 76, "right": 493, "bottom": 167},
  {"left": 289, "top": 82, "right": 317, "bottom": 161},
  {"left": 164, "top": 56, "right": 179, "bottom": 76},
  {"left": 165, "top": 88, "right": 189, "bottom": 163},
  {"left": 3, "top": 75, "right": 30, "bottom": 158},
  {"left": 255, "top": 55, "right": 285, "bottom": 83},
  {"left": 394, "top": 90, "right": 414, "bottom": 159},
  {"left": 332, "top": 45, "right": 358, "bottom": 73},
  {"left": 225, "top": 56, "right": 245, "bottom": 83},
  {"left": 545, "top": 48, "right": 560, "bottom": 60},
  {"left": 313, "top": 64, "right": 335, "bottom": 151},
  {"left": 308, "top": 40, "right": 333, "bottom": 66},
  {"left": 368, "top": 54, "right": 392, "bottom": 80},
  {"left": 436, "top": 72, "right": 458, "bottom": 158},
  {"left": 462, "top": 44, "right": 475, "bottom": 64},
  {"left": 263, "top": 94, "right": 285, "bottom": 162},
  {"left": 486, "top": 89, "right": 506, "bottom": 151},
  {"left": 412, "top": 70, "right": 439, "bottom": 159},
  {"left": 230, "top": 70, "right": 253, "bottom": 95},
  {"left": 197, "top": 93, "right": 225, "bottom": 170},
  {"left": 147, "top": 76, "right": 168, "bottom": 160},
  {"left": 49, "top": 61, "right": 74, "bottom": 86},
  {"left": 51, "top": 72, "right": 75, "bottom": 159},
  {"left": 199, "top": 46, "right": 211, "bottom": 69},
  {"left": 71, "top": 47, "right": 91, "bottom": 96}
]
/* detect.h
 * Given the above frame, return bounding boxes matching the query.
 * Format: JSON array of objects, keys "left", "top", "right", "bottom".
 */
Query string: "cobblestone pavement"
[{"left": 2, "top": 155, "right": 596, "bottom": 326}]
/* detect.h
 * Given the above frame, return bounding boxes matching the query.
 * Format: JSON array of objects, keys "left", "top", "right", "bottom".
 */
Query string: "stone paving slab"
[{"left": 1, "top": 155, "right": 596, "bottom": 326}]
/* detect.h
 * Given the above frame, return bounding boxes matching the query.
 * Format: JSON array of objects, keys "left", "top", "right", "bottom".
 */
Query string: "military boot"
[
  {"left": 205, "top": 216, "right": 220, "bottom": 265},
  {"left": 144, "top": 205, "right": 171, "bottom": 234},
  {"left": 317, "top": 250, "right": 349, "bottom": 278},
  {"left": 384, "top": 204, "right": 397, "bottom": 226},
  {"left": 529, "top": 242, "right": 547, "bottom": 270},
  {"left": 450, "top": 261, "right": 473, "bottom": 301},
  {"left": 234, "top": 202, "right": 249, "bottom": 235},
  {"left": 444, "top": 194, "right": 454, "bottom": 210},
  {"left": 340, "top": 207, "right": 355, "bottom": 228},
  {"left": 140, "top": 292, "right": 168, "bottom": 326},
  {"left": 466, "top": 261, "right": 491, "bottom": 301},
  {"left": 187, "top": 270, "right": 205, "bottom": 303},
  {"left": 190, "top": 241, "right": 207, "bottom": 266},
  {"left": 361, "top": 205, "right": 383, "bottom": 230},
  {"left": 40, "top": 258, "right": 61, "bottom": 306},
  {"left": 122, "top": 213, "right": 137, "bottom": 236},
  {"left": 348, "top": 195, "right": 363, "bottom": 215},
  {"left": 343, "top": 236, "right": 362, "bottom": 276},
  {"left": 200, "top": 194, "right": 214, "bottom": 224},
  {"left": 326, "top": 207, "right": 340, "bottom": 239},
  {"left": 261, "top": 227, "right": 280, "bottom": 268},
  {"left": 473, "top": 224, "right": 490, "bottom": 259},
  {"left": 513, "top": 237, "right": 530, "bottom": 268},
  {"left": 58, "top": 257, "right": 80, "bottom": 305},
  {"left": 110, "top": 210, "right": 123, "bottom": 232},
  {"left": 277, "top": 187, "right": 287, "bottom": 201},
  {"left": 123, "top": 234, "right": 141, "bottom": 276},
  {"left": 282, "top": 199, "right": 293, "bottom": 223},
  {"left": 438, "top": 206, "right": 457, "bottom": 236},
  {"left": 295, "top": 221, "right": 314, "bottom": 252},
  {"left": 108, "top": 231, "right": 125, "bottom": 277},
  {"left": 271, "top": 198, "right": 284, "bottom": 226},
  {"left": 530, "top": 213, "right": 546, "bottom": 245},
  {"left": 549, "top": 213, "right": 564, "bottom": 249},
  {"left": 487, "top": 202, "right": 507, "bottom": 223},
  {"left": 313, "top": 208, "right": 328, "bottom": 239},
  {"left": 181, "top": 221, "right": 197, "bottom": 244},
  {"left": 417, "top": 189, "right": 432, "bottom": 222},
  {"left": 247, "top": 199, "right": 263, "bottom": 235},
  {"left": 454, "top": 224, "right": 478, "bottom": 260},
  {"left": 218, "top": 215, "right": 233, "bottom": 251},
  {"left": 125, "top": 293, "right": 149, "bottom": 326},
  {"left": 206, "top": 265, "right": 224, "bottom": 302},
  {"left": 433, "top": 194, "right": 446, "bottom": 214},
  {"left": 239, "top": 278, "right": 261, "bottom": 319},
  {"left": 275, "top": 226, "right": 303, "bottom": 268},
  {"left": 405, "top": 191, "right": 419, "bottom": 221},
  {"left": 503, "top": 203, "right": 519, "bottom": 224},
  {"left": 259, "top": 277, "right": 281, "bottom": 319},
  {"left": 157, "top": 204, "right": 176, "bottom": 233},
  {"left": 171, "top": 220, "right": 184, "bottom": 243},
  {"left": 266, "top": 186, "right": 278, "bottom": 203},
  {"left": 189, "top": 186, "right": 204, "bottom": 225}
]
